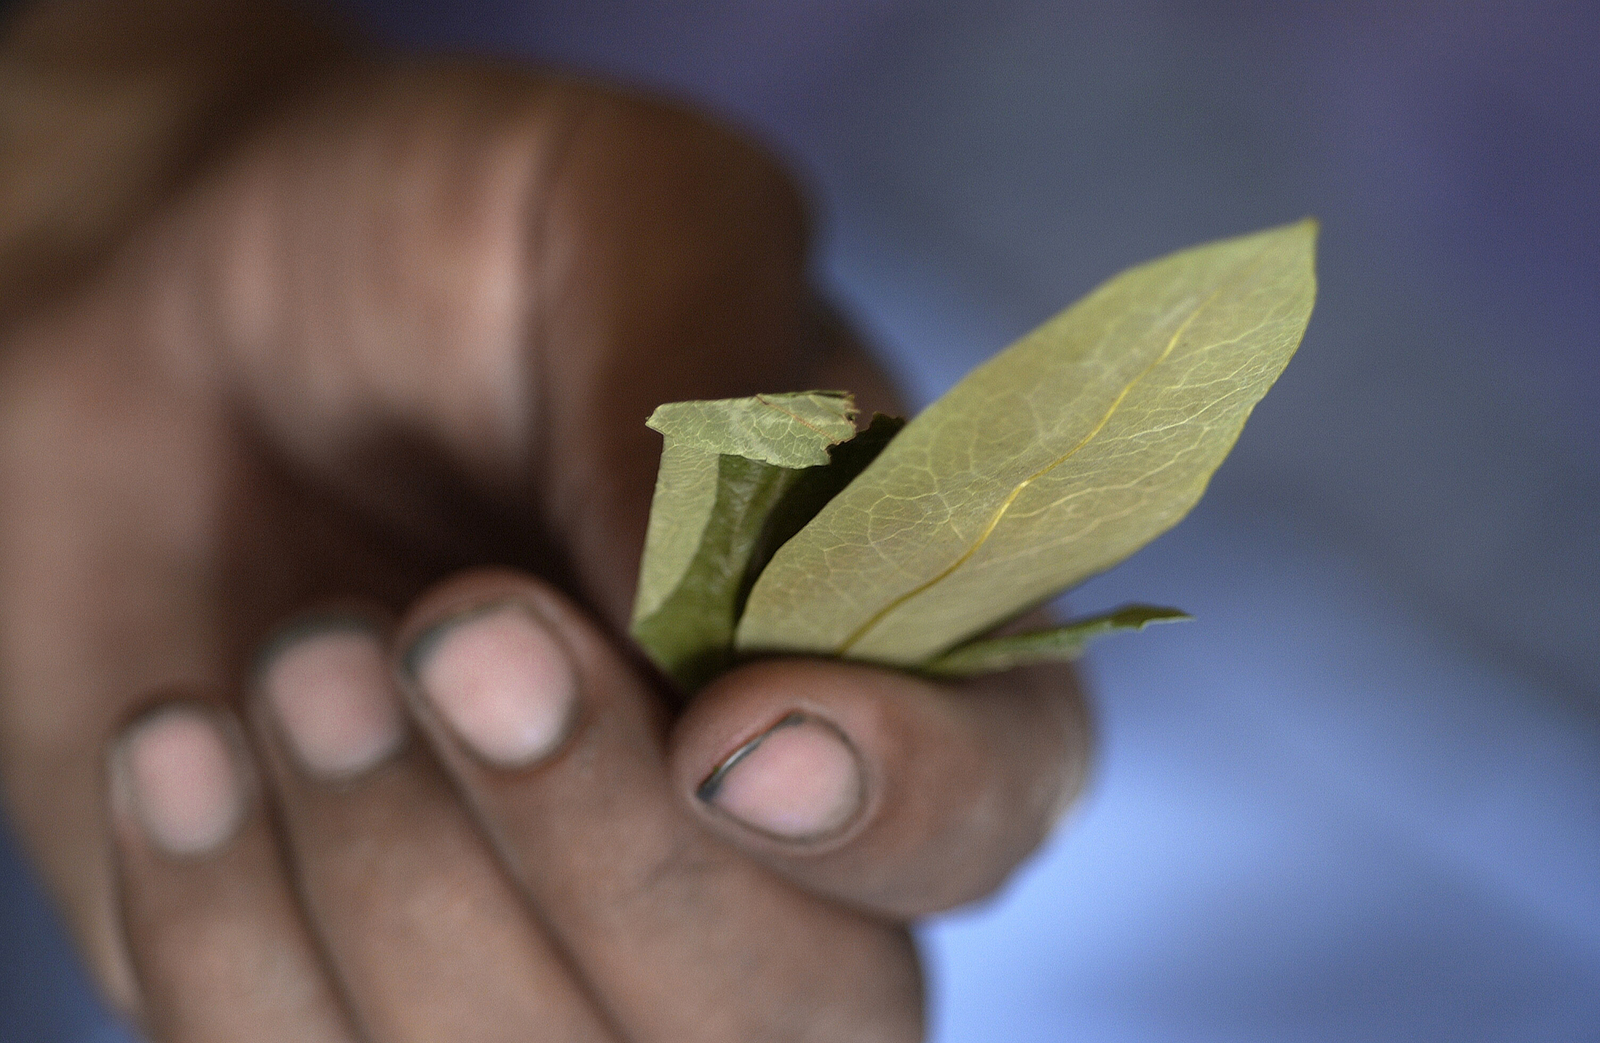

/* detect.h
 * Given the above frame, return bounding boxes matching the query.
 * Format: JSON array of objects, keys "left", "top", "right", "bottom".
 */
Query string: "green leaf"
[
  {"left": 644, "top": 391, "right": 860, "bottom": 469},
  {"left": 631, "top": 392, "right": 894, "bottom": 690},
  {"left": 743, "top": 413, "right": 907, "bottom": 583},
  {"left": 631, "top": 453, "right": 808, "bottom": 689},
  {"left": 921, "top": 605, "right": 1191, "bottom": 677},
  {"left": 632, "top": 391, "right": 857, "bottom": 623},
  {"left": 630, "top": 391, "right": 857, "bottom": 687},
  {"left": 736, "top": 219, "right": 1317, "bottom": 665}
]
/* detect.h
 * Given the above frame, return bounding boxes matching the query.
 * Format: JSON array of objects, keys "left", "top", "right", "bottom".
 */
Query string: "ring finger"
[{"left": 248, "top": 612, "right": 618, "bottom": 1043}]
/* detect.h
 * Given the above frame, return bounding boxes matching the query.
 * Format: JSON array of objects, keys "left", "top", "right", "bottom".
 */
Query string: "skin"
[{"left": 0, "top": 1, "right": 1092, "bottom": 1037}]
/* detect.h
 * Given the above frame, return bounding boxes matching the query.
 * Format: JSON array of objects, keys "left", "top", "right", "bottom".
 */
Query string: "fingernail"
[
  {"left": 405, "top": 601, "right": 577, "bottom": 768},
  {"left": 258, "top": 619, "right": 404, "bottom": 780},
  {"left": 697, "top": 714, "right": 864, "bottom": 842},
  {"left": 116, "top": 707, "right": 248, "bottom": 857}
]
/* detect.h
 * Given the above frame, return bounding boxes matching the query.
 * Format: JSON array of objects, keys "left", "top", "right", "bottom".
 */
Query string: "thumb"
[{"left": 672, "top": 656, "right": 1092, "bottom": 917}]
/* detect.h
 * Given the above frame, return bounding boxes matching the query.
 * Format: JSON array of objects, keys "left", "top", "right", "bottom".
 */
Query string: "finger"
[
  {"left": 0, "top": 0, "right": 345, "bottom": 319},
  {"left": 669, "top": 656, "right": 1092, "bottom": 918},
  {"left": 173, "top": 64, "right": 813, "bottom": 625},
  {"left": 108, "top": 699, "right": 357, "bottom": 1041},
  {"left": 248, "top": 613, "right": 618, "bottom": 1043},
  {"left": 394, "top": 570, "right": 923, "bottom": 1043}
]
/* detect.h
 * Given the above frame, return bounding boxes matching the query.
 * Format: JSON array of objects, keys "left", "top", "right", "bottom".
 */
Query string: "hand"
[
  {"left": 107, "top": 567, "right": 1083, "bottom": 1041},
  {"left": 111, "top": 574, "right": 934, "bottom": 1041},
  {"left": 0, "top": 2, "right": 1091, "bottom": 1035}
]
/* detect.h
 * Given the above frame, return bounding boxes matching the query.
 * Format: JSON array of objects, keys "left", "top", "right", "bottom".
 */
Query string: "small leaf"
[
  {"left": 631, "top": 454, "right": 808, "bottom": 689},
  {"left": 922, "top": 605, "right": 1191, "bottom": 677},
  {"left": 645, "top": 391, "right": 859, "bottom": 468},
  {"left": 631, "top": 392, "right": 857, "bottom": 689},
  {"left": 631, "top": 392, "right": 857, "bottom": 623},
  {"left": 736, "top": 220, "right": 1317, "bottom": 665}
]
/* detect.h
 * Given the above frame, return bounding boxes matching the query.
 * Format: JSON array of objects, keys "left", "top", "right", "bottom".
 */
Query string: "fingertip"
[
  {"left": 252, "top": 612, "right": 408, "bottom": 783},
  {"left": 672, "top": 659, "right": 912, "bottom": 847},
  {"left": 97, "top": 696, "right": 251, "bottom": 1019},
  {"left": 393, "top": 569, "right": 599, "bottom": 775},
  {"left": 672, "top": 656, "right": 1091, "bottom": 916},
  {"left": 694, "top": 710, "right": 868, "bottom": 844},
  {"left": 105, "top": 697, "right": 358, "bottom": 1039},
  {"left": 111, "top": 701, "right": 254, "bottom": 861}
]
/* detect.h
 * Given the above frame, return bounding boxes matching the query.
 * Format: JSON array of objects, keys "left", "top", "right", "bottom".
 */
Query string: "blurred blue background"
[{"left": 4, "top": 1, "right": 1597, "bottom": 1039}]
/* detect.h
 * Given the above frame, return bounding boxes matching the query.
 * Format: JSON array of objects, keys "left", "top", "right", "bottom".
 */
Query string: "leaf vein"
[{"left": 834, "top": 281, "right": 1233, "bottom": 655}]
